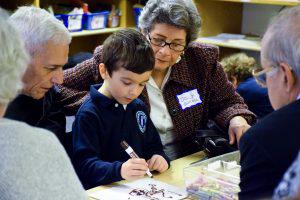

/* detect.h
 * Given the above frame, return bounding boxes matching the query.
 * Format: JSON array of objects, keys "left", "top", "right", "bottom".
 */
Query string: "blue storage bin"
[
  {"left": 83, "top": 11, "right": 109, "bottom": 30},
  {"left": 133, "top": 6, "right": 143, "bottom": 27},
  {"left": 60, "top": 13, "right": 83, "bottom": 32}
]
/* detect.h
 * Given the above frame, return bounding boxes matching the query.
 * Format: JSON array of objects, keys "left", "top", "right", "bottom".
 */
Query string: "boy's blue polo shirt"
[{"left": 72, "top": 84, "right": 169, "bottom": 189}]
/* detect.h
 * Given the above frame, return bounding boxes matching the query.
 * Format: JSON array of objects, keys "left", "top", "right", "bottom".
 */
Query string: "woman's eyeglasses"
[{"left": 147, "top": 34, "right": 186, "bottom": 52}]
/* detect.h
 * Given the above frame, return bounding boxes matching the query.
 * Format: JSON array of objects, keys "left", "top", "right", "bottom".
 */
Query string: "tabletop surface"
[{"left": 87, "top": 151, "right": 207, "bottom": 199}]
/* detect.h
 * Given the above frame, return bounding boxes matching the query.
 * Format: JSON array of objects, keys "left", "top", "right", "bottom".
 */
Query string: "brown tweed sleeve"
[
  {"left": 57, "top": 46, "right": 104, "bottom": 115},
  {"left": 208, "top": 61, "right": 256, "bottom": 129}
]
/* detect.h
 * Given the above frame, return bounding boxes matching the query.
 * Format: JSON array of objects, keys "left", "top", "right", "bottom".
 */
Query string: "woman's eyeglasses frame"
[{"left": 147, "top": 34, "right": 186, "bottom": 52}]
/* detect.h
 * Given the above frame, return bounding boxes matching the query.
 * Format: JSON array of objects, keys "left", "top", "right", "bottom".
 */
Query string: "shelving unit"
[
  {"left": 212, "top": 0, "right": 300, "bottom": 6},
  {"left": 197, "top": 36, "right": 261, "bottom": 51},
  {"left": 0, "top": 0, "right": 138, "bottom": 54},
  {"left": 195, "top": 0, "right": 300, "bottom": 54},
  {"left": 4, "top": 0, "right": 300, "bottom": 55},
  {"left": 70, "top": 27, "right": 123, "bottom": 37}
]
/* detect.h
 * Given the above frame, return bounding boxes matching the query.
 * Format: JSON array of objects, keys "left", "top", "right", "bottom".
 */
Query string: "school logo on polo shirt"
[{"left": 136, "top": 111, "right": 147, "bottom": 133}]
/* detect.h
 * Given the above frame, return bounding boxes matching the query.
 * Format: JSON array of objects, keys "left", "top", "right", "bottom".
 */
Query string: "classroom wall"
[
  {"left": 241, "top": 4, "right": 284, "bottom": 37},
  {"left": 241, "top": 4, "right": 285, "bottom": 63}
]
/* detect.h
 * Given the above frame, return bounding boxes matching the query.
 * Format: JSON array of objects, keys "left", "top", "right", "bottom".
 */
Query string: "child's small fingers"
[
  {"left": 155, "top": 160, "right": 164, "bottom": 172},
  {"left": 155, "top": 159, "right": 162, "bottom": 171},
  {"left": 152, "top": 158, "right": 161, "bottom": 171},
  {"left": 161, "top": 162, "right": 168, "bottom": 172},
  {"left": 131, "top": 163, "right": 148, "bottom": 171},
  {"left": 131, "top": 158, "right": 147, "bottom": 165},
  {"left": 130, "top": 169, "right": 147, "bottom": 177},
  {"left": 148, "top": 158, "right": 156, "bottom": 169}
]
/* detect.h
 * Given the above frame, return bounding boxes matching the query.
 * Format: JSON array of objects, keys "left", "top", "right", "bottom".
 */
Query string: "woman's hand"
[
  {"left": 228, "top": 116, "right": 251, "bottom": 146},
  {"left": 147, "top": 155, "right": 169, "bottom": 173}
]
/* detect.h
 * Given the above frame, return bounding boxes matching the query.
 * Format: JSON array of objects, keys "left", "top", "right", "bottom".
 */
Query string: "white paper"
[
  {"left": 217, "top": 33, "right": 246, "bottom": 40},
  {"left": 198, "top": 33, "right": 246, "bottom": 42},
  {"left": 89, "top": 178, "right": 187, "bottom": 200},
  {"left": 176, "top": 89, "right": 202, "bottom": 110},
  {"left": 91, "top": 15, "right": 105, "bottom": 29},
  {"left": 68, "top": 15, "right": 82, "bottom": 31}
]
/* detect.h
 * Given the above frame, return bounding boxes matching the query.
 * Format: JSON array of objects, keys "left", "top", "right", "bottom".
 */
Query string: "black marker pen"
[{"left": 121, "top": 140, "right": 153, "bottom": 178}]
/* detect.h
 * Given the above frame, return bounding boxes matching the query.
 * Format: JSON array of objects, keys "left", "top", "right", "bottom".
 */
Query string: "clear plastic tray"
[{"left": 184, "top": 151, "right": 240, "bottom": 200}]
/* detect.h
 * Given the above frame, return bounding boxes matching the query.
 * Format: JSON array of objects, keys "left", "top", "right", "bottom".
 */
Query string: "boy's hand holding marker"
[
  {"left": 120, "top": 158, "right": 149, "bottom": 181},
  {"left": 120, "top": 141, "right": 168, "bottom": 180},
  {"left": 121, "top": 140, "right": 153, "bottom": 180}
]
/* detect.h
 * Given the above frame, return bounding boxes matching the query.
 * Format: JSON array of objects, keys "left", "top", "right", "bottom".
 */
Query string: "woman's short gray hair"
[
  {"left": 263, "top": 6, "right": 300, "bottom": 83},
  {"left": 0, "top": 8, "right": 29, "bottom": 105},
  {"left": 138, "top": 0, "right": 201, "bottom": 45},
  {"left": 9, "top": 6, "right": 71, "bottom": 57}
]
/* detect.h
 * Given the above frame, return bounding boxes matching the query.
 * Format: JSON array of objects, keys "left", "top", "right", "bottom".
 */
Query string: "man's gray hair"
[
  {"left": 138, "top": 0, "right": 201, "bottom": 45},
  {"left": 9, "top": 6, "right": 71, "bottom": 57},
  {"left": 0, "top": 8, "right": 29, "bottom": 105},
  {"left": 263, "top": 6, "right": 300, "bottom": 82}
]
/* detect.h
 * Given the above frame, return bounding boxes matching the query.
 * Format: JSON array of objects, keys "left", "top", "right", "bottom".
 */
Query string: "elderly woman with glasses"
[{"left": 58, "top": 0, "right": 255, "bottom": 160}]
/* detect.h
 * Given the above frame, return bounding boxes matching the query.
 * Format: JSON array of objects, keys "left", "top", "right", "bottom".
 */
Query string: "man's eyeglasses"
[
  {"left": 148, "top": 35, "right": 186, "bottom": 52},
  {"left": 252, "top": 67, "right": 278, "bottom": 87}
]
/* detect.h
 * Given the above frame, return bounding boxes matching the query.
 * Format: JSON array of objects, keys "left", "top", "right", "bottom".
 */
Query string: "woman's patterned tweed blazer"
[{"left": 58, "top": 42, "right": 256, "bottom": 141}]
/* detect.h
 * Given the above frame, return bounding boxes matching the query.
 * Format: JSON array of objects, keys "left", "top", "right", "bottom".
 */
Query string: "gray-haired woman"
[{"left": 58, "top": 0, "right": 256, "bottom": 160}]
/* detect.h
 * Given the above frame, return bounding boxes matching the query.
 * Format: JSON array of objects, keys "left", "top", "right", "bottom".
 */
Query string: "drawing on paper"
[
  {"left": 128, "top": 183, "right": 183, "bottom": 199},
  {"left": 89, "top": 178, "right": 187, "bottom": 200}
]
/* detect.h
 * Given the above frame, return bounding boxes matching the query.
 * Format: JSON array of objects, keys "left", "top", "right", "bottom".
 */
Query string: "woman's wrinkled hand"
[{"left": 228, "top": 116, "right": 251, "bottom": 146}]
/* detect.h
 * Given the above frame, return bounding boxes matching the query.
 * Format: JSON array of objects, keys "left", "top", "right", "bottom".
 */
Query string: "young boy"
[{"left": 72, "top": 29, "right": 170, "bottom": 189}]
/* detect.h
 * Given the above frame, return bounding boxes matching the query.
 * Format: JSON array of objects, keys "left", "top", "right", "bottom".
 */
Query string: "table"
[
  {"left": 87, "top": 151, "right": 206, "bottom": 200},
  {"left": 87, "top": 151, "right": 207, "bottom": 199}
]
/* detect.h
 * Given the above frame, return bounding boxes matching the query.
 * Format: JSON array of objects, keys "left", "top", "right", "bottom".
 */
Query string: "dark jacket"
[
  {"left": 239, "top": 99, "right": 300, "bottom": 199},
  {"left": 237, "top": 77, "right": 273, "bottom": 119},
  {"left": 4, "top": 87, "right": 66, "bottom": 143},
  {"left": 58, "top": 42, "right": 256, "bottom": 142},
  {"left": 72, "top": 85, "right": 169, "bottom": 189}
]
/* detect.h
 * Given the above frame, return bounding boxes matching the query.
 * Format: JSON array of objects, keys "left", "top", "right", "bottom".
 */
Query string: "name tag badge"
[
  {"left": 65, "top": 115, "right": 75, "bottom": 133},
  {"left": 176, "top": 89, "right": 202, "bottom": 110}
]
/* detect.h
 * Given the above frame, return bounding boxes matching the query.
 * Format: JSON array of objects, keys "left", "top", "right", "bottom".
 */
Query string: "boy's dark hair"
[{"left": 103, "top": 28, "right": 155, "bottom": 76}]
